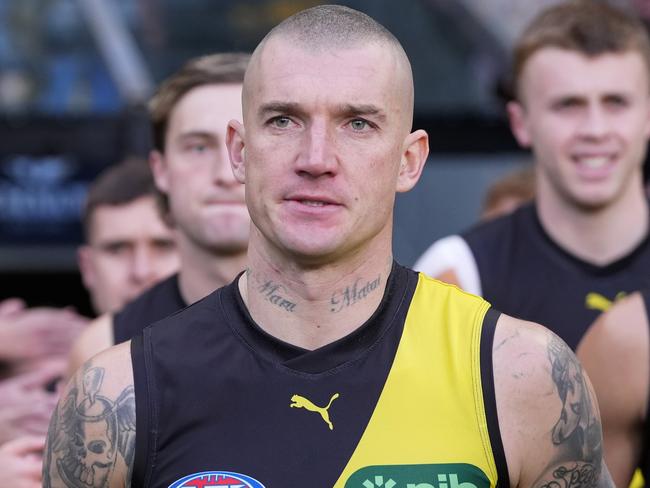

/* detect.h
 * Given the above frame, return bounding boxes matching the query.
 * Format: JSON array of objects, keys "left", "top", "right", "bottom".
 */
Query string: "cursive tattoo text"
[
  {"left": 258, "top": 280, "right": 297, "bottom": 313},
  {"left": 330, "top": 276, "right": 381, "bottom": 313}
]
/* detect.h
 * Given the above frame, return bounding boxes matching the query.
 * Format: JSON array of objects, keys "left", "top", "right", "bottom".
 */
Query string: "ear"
[
  {"left": 77, "top": 245, "right": 96, "bottom": 291},
  {"left": 507, "top": 101, "right": 532, "bottom": 148},
  {"left": 149, "top": 149, "right": 170, "bottom": 193},
  {"left": 396, "top": 129, "right": 429, "bottom": 193},
  {"left": 227, "top": 120, "right": 246, "bottom": 183}
]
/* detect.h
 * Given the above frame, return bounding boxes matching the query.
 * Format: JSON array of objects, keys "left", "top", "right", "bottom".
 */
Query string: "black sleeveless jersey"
[
  {"left": 462, "top": 203, "right": 650, "bottom": 350},
  {"left": 113, "top": 274, "right": 186, "bottom": 344},
  {"left": 130, "top": 264, "right": 509, "bottom": 488}
]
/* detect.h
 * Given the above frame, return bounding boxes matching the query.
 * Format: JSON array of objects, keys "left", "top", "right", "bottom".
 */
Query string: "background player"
[
  {"left": 415, "top": 1, "right": 650, "bottom": 350},
  {"left": 67, "top": 53, "right": 250, "bottom": 373},
  {"left": 78, "top": 157, "right": 179, "bottom": 315}
]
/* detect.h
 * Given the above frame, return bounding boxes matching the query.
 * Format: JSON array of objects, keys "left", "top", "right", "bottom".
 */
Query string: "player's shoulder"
[
  {"left": 492, "top": 313, "right": 577, "bottom": 421},
  {"left": 493, "top": 313, "right": 556, "bottom": 380},
  {"left": 71, "top": 339, "right": 133, "bottom": 390},
  {"left": 416, "top": 270, "right": 484, "bottom": 302},
  {"left": 140, "top": 283, "right": 223, "bottom": 339}
]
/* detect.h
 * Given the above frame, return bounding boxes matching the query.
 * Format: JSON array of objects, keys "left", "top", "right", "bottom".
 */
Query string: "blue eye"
[
  {"left": 350, "top": 119, "right": 368, "bottom": 130},
  {"left": 271, "top": 116, "right": 291, "bottom": 128}
]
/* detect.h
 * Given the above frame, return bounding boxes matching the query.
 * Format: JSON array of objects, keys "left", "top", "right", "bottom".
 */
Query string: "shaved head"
[{"left": 244, "top": 5, "right": 414, "bottom": 129}]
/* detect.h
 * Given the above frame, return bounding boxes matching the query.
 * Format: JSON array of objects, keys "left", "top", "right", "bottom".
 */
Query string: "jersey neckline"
[
  {"left": 218, "top": 262, "right": 414, "bottom": 375},
  {"left": 527, "top": 202, "right": 650, "bottom": 276}
]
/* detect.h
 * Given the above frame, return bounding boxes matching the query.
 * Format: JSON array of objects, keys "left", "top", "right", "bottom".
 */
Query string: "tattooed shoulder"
[
  {"left": 43, "top": 356, "right": 136, "bottom": 488},
  {"left": 534, "top": 332, "right": 612, "bottom": 488}
]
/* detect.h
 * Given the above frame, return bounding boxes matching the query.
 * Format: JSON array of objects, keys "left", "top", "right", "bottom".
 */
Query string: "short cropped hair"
[
  {"left": 512, "top": 0, "right": 650, "bottom": 100},
  {"left": 82, "top": 157, "right": 159, "bottom": 240},
  {"left": 246, "top": 5, "right": 413, "bottom": 121},
  {"left": 261, "top": 4, "right": 401, "bottom": 52},
  {"left": 148, "top": 53, "right": 250, "bottom": 153}
]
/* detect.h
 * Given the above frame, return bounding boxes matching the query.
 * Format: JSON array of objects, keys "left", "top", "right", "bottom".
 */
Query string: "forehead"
[
  {"left": 89, "top": 197, "right": 169, "bottom": 241},
  {"left": 520, "top": 48, "right": 650, "bottom": 101},
  {"left": 247, "top": 38, "right": 406, "bottom": 115},
  {"left": 168, "top": 83, "right": 243, "bottom": 137}
]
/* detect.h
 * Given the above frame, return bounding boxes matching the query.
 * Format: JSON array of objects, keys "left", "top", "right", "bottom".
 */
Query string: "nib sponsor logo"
[{"left": 347, "top": 464, "right": 489, "bottom": 488}]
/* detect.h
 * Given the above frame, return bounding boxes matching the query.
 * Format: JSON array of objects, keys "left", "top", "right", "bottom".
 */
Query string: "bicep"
[
  {"left": 495, "top": 317, "right": 612, "bottom": 488},
  {"left": 44, "top": 344, "right": 135, "bottom": 488}
]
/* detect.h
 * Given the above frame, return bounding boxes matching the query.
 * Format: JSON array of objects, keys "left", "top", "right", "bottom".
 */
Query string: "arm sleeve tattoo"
[
  {"left": 532, "top": 335, "right": 613, "bottom": 488},
  {"left": 43, "top": 365, "right": 136, "bottom": 488}
]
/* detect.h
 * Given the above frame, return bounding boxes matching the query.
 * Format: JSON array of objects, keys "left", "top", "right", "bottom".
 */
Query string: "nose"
[
  {"left": 295, "top": 122, "right": 338, "bottom": 177},
  {"left": 578, "top": 104, "right": 610, "bottom": 140},
  {"left": 130, "top": 246, "right": 155, "bottom": 286}
]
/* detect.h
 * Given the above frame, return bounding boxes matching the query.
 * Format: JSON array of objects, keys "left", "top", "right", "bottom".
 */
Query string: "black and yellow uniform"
[
  {"left": 463, "top": 203, "right": 650, "bottom": 350},
  {"left": 131, "top": 264, "right": 508, "bottom": 487},
  {"left": 113, "top": 274, "right": 187, "bottom": 344}
]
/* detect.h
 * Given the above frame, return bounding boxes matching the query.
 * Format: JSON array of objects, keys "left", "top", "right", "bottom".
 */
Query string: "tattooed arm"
[
  {"left": 577, "top": 293, "right": 648, "bottom": 487},
  {"left": 43, "top": 341, "right": 135, "bottom": 488},
  {"left": 493, "top": 314, "right": 613, "bottom": 488}
]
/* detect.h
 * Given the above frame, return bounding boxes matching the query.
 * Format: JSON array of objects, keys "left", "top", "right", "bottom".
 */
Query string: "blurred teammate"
[
  {"left": 78, "top": 157, "right": 179, "bottom": 315},
  {"left": 67, "top": 54, "right": 250, "bottom": 373},
  {"left": 0, "top": 158, "right": 177, "bottom": 483},
  {"left": 46, "top": 6, "right": 610, "bottom": 487},
  {"left": 415, "top": 1, "right": 650, "bottom": 350}
]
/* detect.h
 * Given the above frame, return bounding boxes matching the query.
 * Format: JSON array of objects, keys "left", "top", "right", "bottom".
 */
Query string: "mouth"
[
  {"left": 283, "top": 195, "right": 343, "bottom": 217},
  {"left": 573, "top": 155, "right": 613, "bottom": 169},
  {"left": 571, "top": 153, "right": 616, "bottom": 179},
  {"left": 296, "top": 199, "right": 331, "bottom": 207}
]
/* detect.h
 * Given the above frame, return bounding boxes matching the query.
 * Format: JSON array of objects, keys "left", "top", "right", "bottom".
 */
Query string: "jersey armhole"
[
  {"left": 480, "top": 308, "right": 510, "bottom": 488},
  {"left": 131, "top": 331, "right": 157, "bottom": 487}
]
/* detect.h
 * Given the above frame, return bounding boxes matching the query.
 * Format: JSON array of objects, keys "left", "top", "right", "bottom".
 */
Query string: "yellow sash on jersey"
[{"left": 334, "top": 274, "right": 500, "bottom": 487}]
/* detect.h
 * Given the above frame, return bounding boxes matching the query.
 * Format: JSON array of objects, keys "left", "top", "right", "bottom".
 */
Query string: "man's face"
[
  {"left": 229, "top": 39, "right": 426, "bottom": 264},
  {"left": 509, "top": 48, "right": 650, "bottom": 210},
  {"left": 78, "top": 196, "right": 179, "bottom": 314},
  {"left": 152, "top": 84, "right": 250, "bottom": 255}
]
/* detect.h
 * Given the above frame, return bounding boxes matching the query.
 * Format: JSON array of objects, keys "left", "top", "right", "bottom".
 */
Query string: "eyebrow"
[
  {"left": 258, "top": 101, "right": 387, "bottom": 122},
  {"left": 177, "top": 131, "right": 220, "bottom": 144},
  {"left": 339, "top": 103, "right": 387, "bottom": 123},
  {"left": 258, "top": 101, "right": 303, "bottom": 118}
]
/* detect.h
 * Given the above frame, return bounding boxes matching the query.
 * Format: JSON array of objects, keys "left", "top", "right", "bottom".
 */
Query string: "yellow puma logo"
[
  {"left": 290, "top": 393, "right": 339, "bottom": 430},
  {"left": 585, "top": 292, "right": 626, "bottom": 312}
]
